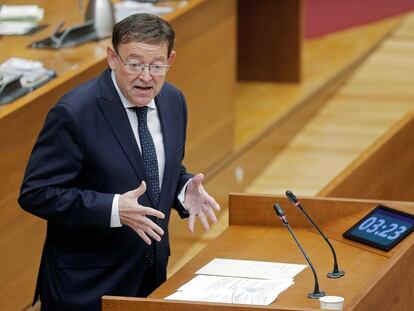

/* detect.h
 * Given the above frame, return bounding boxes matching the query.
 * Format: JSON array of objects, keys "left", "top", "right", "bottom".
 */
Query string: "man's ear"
[
  {"left": 107, "top": 46, "right": 117, "bottom": 71},
  {"left": 167, "top": 50, "right": 176, "bottom": 66}
]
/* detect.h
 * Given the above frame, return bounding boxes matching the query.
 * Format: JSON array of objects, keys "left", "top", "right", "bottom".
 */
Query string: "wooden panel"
[
  {"left": 349, "top": 240, "right": 414, "bottom": 311},
  {"left": 103, "top": 297, "right": 284, "bottom": 311},
  {"left": 168, "top": 0, "right": 236, "bottom": 172},
  {"left": 237, "top": 0, "right": 302, "bottom": 82},
  {"left": 229, "top": 193, "right": 374, "bottom": 228},
  {"left": 319, "top": 112, "right": 414, "bottom": 201}
]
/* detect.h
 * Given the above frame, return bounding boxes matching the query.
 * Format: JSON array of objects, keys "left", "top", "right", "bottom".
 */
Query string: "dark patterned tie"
[
  {"left": 134, "top": 106, "right": 160, "bottom": 207},
  {"left": 134, "top": 106, "right": 159, "bottom": 267}
]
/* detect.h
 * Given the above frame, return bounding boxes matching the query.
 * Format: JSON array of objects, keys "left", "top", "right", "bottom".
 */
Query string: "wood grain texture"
[
  {"left": 348, "top": 241, "right": 414, "bottom": 311},
  {"left": 237, "top": 0, "right": 302, "bottom": 82},
  {"left": 246, "top": 13, "right": 414, "bottom": 197},
  {"left": 236, "top": 15, "right": 401, "bottom": 148},
  {"left": 103, "top": 297, "right": 296, "bottom": 311},
  {"left": 168, "top": 0, "right": 236, "bottom": 172},
  {"left": 319, "top": 111, "right": 414, "bottom": 201}
]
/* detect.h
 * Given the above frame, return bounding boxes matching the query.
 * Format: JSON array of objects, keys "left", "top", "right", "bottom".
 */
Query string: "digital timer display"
[{"left": 343, "top": 205, "right": 414, "bottom": 251}]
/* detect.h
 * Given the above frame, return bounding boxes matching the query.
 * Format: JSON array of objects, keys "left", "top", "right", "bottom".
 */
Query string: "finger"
[
  {"left": 203, "top": 204, "right": 218, "bottom": 224},
  {"left": 125, "top": 213, "right": 164, "bottom": 233},
  {"left": 145, "top": 219, "right": 165, "bottom": 236},
  {"left": 121, "top": 218, "right": 162, "bottom": 246},
  {"left": 144, "top": 207, "right": 165, "bottom": 219},
  {"left": 136, "top": 228, "right": 151, "bottom": 245},
  {"left": 188, "top": 213, "right": 197, "bottom": 233},
  {"left": 144, "top": 226, "right": 162, "bottom": 242},
  {"left": 197, "top": 211, "right": 210, "bottom": 231},
  {"left": 204, "top": 194, "right": 220, "bottom": 211},
  {"left": 191, "top": 173, "right": 204, "bottom": 188},
  {"left": 131, "top": 181, "right": 147, "bottom": 198}
]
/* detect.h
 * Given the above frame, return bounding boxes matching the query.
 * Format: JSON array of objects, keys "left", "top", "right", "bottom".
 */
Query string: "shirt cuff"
[
  {"left": 110, "top": 194, "right": 122, "bottom": 227},
  {"left": 177, "top": 178, "right": 193, "bottom": 208}
]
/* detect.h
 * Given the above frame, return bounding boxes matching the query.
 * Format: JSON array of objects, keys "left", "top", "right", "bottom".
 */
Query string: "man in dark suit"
[{"left": 18, "top": 13, "right": 220, "bottom": 311}]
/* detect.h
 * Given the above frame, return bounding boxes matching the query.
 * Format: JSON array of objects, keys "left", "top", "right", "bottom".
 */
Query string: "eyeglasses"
[{"left": 115, "top": 50, "right": 170, "bottom": 76}]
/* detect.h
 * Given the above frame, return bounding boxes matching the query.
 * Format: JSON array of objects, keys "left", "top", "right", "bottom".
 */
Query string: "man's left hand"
[{"left": 184, "top": 173, "right": 220, "bottom": 233}]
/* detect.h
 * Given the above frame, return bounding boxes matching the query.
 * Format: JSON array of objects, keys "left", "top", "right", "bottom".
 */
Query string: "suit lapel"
[{"left": 96, "top": 70, "right": 149, "bottom": 190}]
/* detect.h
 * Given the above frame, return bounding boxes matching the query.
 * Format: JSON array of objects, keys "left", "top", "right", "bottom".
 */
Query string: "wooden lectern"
[{"left": 102, "top": 194, "right": 414, "bottom": 311}]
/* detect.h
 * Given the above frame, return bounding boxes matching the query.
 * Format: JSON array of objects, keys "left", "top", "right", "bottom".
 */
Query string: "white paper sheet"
[
  {"left": 114, "top": 1, "right": 175, "bottom": 22},
  {"left": 195, "top": 258, "right": 307, "bottom": 279},
  {"left": 0, "top": 5, "right": 44, "bottom": 22},
  {"left": 165, "top": 275, "right": 294, "bottom": 305},
  {"left": 0, "top": 21, "right": 38, "bottom": 35},
  {"left": 165, "top": 258, "right": 307, "bottom": 306}
]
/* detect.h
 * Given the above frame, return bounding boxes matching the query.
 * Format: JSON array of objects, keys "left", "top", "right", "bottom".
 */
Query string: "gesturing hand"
[
  {"left": 184, "top": 173, "right": 220, "bottom": 233},
  {"left": 119, "top": 181, "right": 165, "bottom": 245}
]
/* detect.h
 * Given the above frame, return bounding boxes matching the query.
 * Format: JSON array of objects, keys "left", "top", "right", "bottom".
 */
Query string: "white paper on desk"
[
  {"left": 0, "top": 5, "right": 44, "bottom": 22},
  {"left": 0, "top": 21, "right": 38, "bottom": 35},
  {"left": 196, "top": 258, "right": 307, "bottom": 280},
  {"left": 0, "top": 57, "right": 48, "bottom": 83},
  {"left": 114, "top": 1, "right": 175, "bottom": 22},
  {"left": 165, "top": 275, "right": 294, "bottom": 305}
]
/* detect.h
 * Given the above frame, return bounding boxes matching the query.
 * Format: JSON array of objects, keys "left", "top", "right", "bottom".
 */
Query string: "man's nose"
[{"left": 138, "top": 66, "right": 152, "bottom": 81}]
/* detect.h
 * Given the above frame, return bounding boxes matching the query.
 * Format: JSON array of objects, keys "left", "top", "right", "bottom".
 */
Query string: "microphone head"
[
  {"left": 273, "top": 203, "right": 285, "bottom": 217},
  {"left": 286, "top": 190, "right": 298, "bottom": 204}
]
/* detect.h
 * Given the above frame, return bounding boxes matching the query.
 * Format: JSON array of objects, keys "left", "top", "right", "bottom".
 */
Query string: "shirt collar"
[{"left": 111, "top": 70, "right": 156, "bottom": 110}]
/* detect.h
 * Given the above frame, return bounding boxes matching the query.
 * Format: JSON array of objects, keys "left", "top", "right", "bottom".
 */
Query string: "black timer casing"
[{"left": 343, "top": 205, "right": 414, "bottom": 251}]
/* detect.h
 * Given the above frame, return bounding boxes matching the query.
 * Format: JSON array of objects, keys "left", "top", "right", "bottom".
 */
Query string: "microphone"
[
  {"left": 286, "top": 190, "right": 345, "bottom": 278},
  {"left": 273, "top": 203, "right": 326, "bottom": 299}
]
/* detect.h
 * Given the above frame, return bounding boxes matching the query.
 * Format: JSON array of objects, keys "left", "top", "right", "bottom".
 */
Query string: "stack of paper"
[
  {"left": 0, "top": 57, "right": 55, "bottom": 89},
  {"left": 165, "top": 258, "right": 307, "bottom": 306},
  {"left": 0, "top": 5, "right": 44, "bottom": 35}
]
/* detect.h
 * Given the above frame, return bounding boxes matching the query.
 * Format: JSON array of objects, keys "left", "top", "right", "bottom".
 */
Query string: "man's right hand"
[{"left": 119, "top": 181, "right": 165, "bottom": 245}]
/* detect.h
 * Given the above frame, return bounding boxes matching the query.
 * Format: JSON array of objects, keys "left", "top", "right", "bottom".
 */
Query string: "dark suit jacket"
[{"left": 18, "top": 69, "right": 192, "bottom": 311}]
